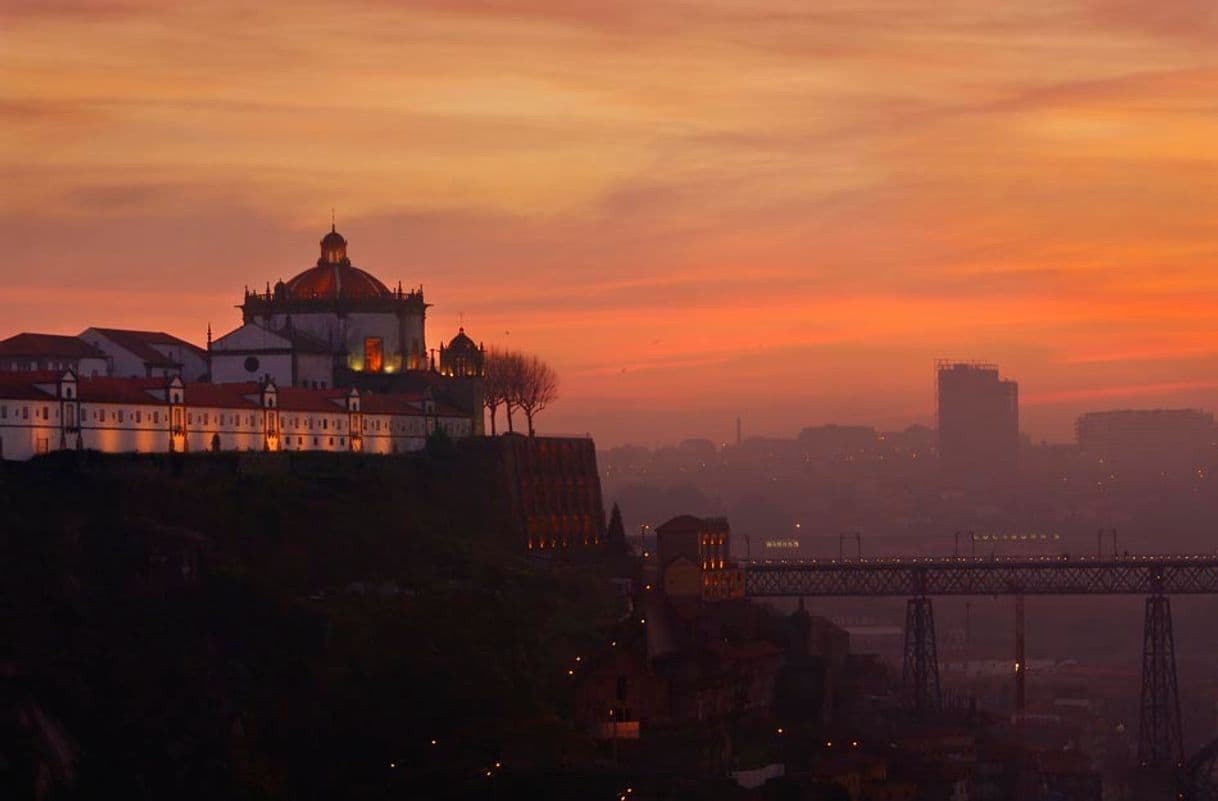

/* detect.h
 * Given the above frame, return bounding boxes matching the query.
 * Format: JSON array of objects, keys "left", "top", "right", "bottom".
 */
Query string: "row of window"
[
  {"left": 1, "top": 402, "right": 467, "bottom": 436},
  {"left": 0, "top": 405, "right": 45, "bottom": 421}
]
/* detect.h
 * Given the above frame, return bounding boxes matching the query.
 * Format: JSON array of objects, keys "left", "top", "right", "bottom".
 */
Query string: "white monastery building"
[{"left": 0, "top": 370, "right": 472, "bottom": 462}]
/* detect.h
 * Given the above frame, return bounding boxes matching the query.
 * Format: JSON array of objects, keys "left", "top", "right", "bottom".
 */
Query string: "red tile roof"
[
  {"left": 360, "top": 393, "right": 424, "bottom": 414},
  {"left": 0, "top": 370, "right": 64, "bottom": 386},
  {"left": 86, "top": 327, "right": 206, "bottom": 366},
  {"left": 0, "top": 381, "right": 57, "bottom": 400},
  {"left": 0, "top": 373, "right": 472, "bottom": 418},
  {"left": 0, "top": 333, "right": 106, "bottom": 359},
  {"left": 182, "top": 382, "right": 261, "bottom": 409},
  {"left": 76, "top": 377, "right": 172, "bottom": 405},
  {"left": 274, "top": 387, "right": 349, "bottom": 412}
]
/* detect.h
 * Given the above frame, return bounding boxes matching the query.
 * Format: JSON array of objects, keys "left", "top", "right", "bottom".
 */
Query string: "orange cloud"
[{"left": 4, "top": 0, "right": 1218, "bottom": 444}]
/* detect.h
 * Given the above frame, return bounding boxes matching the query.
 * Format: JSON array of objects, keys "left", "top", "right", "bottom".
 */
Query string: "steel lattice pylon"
[
  {"left": 1139, "top": 594, "right": 1183, "bottom": 770},
  {"left": 902, "top": 596, "right": 941, "bottom": 713}
]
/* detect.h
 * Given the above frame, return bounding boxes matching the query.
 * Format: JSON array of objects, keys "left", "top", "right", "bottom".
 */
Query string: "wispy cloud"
[{"left": 3, "top": 0, "right": 1218, "bottom": 443}]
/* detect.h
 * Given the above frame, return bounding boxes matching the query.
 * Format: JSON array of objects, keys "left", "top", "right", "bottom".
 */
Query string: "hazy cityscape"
[{"left": 7, "top": 1, "right": 1218, "bottom": 800}]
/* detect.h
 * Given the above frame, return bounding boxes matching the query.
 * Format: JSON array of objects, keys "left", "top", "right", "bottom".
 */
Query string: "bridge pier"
[
  {"left": 1138, "top": 593, "right": 1183, "bottom": 770},
  {"left": 902, "top": 596, "right": 941, "bottom": 713}
]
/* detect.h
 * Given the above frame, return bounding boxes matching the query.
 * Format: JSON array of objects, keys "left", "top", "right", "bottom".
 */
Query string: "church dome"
[
  {"left": 448, "top": 327, "right": 477, "bottom": 351},
  {"left": 284, "top": 263, "right": 392, "bottom": 300},
  {"left": 282, "top": 226, "right": 392, "bottom": 300},
  {"left": 440, "top": 327, "right": 484, "bottom": 377}
]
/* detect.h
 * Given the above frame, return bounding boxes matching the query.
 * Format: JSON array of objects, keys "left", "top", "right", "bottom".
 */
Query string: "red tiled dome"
[{"left": 284, "top": 263, "right": 392, "bottom": 300}]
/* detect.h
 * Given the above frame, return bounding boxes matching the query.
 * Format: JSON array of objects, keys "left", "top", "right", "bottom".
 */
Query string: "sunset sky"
[{"left": 5, "top": 0, "right": 1218, "bottom": 446}]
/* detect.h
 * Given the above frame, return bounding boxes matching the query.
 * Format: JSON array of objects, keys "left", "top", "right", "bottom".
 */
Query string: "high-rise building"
[
  {"left": 1076, "top": 409, "right": 1214, "bottom": 475},
  {"left": 936, "top": 361, "right": 1019, "bottom": 483}
]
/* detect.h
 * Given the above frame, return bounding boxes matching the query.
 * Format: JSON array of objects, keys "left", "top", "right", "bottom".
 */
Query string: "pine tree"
[{"left": 606, "top": 503, "right": 625, "bottom": 549}]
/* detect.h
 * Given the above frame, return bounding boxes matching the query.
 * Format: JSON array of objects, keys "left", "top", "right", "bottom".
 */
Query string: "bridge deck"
[{"left": 742, "top": 555, "right": 1218, "bottom": 596}]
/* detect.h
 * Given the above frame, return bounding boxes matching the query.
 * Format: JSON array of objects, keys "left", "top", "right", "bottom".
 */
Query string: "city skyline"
[{"left": 6, "top": 1, "right": 1218, "bottom": 447}]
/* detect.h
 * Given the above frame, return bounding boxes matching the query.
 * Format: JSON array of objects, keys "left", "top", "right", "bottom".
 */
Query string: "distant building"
[
  {"left": 936, "top": 361, "right": 1019, "bottom": 484},
  {"left": 0, "top": 333, "right": 109, "bottom": 377},
  {"left": 1076, "top": 408, "right": 1214, "bottom": 474},
  {"left": 798, "top": 424, "right": 878, "bottom": 458},
  {"left": 79, "top": 327, "right": 209, "bottom": 381},
  {"left": 655, "top": 515, "right": 744, "bottom": 605}
]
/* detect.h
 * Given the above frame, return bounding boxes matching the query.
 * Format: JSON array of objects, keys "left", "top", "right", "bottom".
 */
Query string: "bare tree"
[
  {"left": 482, "top": 349, "right": 557, "bottom": 436},
  {"left": 482, "top": 347, "right": 509, "bottom": 435},
  {"left": 502, "top": 350, "right": 528, "bottom": 433},
  {"left": 517, "top": 354, "right": 559, "bottom": 437}
]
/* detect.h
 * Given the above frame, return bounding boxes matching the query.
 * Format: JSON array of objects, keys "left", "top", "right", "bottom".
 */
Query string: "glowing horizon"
[{"left": 5, "top": 0, "right": 1218, "bottom": 447}]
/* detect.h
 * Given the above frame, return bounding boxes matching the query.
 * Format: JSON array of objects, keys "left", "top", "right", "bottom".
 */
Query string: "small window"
[
  {"left": 117, "top": 410, "right": 124, "bottom": 423},
  {"left": 313, "top": 437, "right": 319, "bottom": 446},
  {"left": 322, "top": 419, "right": 328, "bottom": 430},
  {"left": 154, "top": 411, "right": 159, "bottom": 423},
  {"left": 136, "top": 410, "right": 142, "bottom": 423},
  {"left": 42, "top": 406, "right": 49, "bottom": 420},
  {"left": 0, "top": 405, "right": 6, "bottom": 419}
]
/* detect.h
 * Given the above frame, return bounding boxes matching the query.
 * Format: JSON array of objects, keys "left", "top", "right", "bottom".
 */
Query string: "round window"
[{"left": 244, "top": 356, "right": 260, "bottom": 373}]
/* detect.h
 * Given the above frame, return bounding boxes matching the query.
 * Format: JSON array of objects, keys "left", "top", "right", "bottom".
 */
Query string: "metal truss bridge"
[
  {"left": 743, "top": 555, "right": 1218, "bottom": 597},
  {"left": 741, "top": 553, "right": 1218, "bottom": 778}
]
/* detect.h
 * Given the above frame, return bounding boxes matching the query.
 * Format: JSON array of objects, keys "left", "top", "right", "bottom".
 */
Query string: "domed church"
[
  {"left": 211, "top": 225, "right": 429, "bottom": 386},
  {"left": 209, "top": 225, "right": 484, "bottom": 430}
]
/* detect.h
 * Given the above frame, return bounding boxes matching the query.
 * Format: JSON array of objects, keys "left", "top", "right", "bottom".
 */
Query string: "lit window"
[{"left": 364, "top": 337, "right": 384, "bottom": 373}]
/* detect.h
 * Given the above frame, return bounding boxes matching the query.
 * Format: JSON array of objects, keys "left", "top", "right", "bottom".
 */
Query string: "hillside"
[{"left": 0, "top": 451, "right": 620, "bottom": 800}]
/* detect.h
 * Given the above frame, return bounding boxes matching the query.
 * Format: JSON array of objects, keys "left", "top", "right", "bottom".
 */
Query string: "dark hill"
[{"left": 0, "top": 451, "right": 619, "bottom": 800}]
